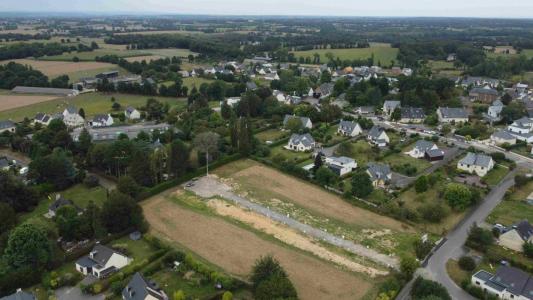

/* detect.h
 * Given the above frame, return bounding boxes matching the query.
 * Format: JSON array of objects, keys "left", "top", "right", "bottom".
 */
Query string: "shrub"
[
  {"left": 418, "top": 202, "right": 449, "bottom": 223},
  {"left": 414, "top": 176, "right": 428, "bottom": 193},
  {"left": 83, "top": 175, "right": 99, "bottom": 188},
  {"left": 466, "top": 224, "right": 494, "bottom": 252},
  {"left": 411, "top": 276, "right": 451, "bottom": 300},
  {"left": 414, "top": 240, "right": 433, "bottom": 260},
  {"left": 524, "top": 242, "right": 533, "bottom": 259},
  {"left": 400, "top": 256, "right": 419, "bottom": 281},
  {"left": 458, "top": 256, "right": 476, "bottom": 271}
]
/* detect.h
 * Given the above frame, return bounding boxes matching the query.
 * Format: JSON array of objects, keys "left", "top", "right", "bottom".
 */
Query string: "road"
[{"left": 185, "top": 176, "right": 399, "bottom": 269}]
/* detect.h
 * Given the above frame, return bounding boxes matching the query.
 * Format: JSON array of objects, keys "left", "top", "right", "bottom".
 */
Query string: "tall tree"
[
  {"left": 101, "top": 191, "right": 145, "bottom": 233},
  {"left": 350, "top": 171, "right": 373, "bottom": 198},
  {"left": 193, "top": 132, "right": 220, "bottom": 175},
  {"left": 128, "top": 150, "right": 153, "bottom": 187},
  {"left": 167, "top": 139, "right": 189, "bottom": 178},
  {"left": 4, "top": 223, "right": 52, "bottom": 269}
]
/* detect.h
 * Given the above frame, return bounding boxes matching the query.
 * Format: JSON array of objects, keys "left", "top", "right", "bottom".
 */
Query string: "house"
[
  {"left": 400, "top": 107, "right": 426, "bottom": 123},
  {"left": 457, "top": 152, "right": 494, "bottom": 177},
  {"left": 33, "top": 113, "right": 56, "bottom": 126},
  {"left": 487, "top": 100, "right": 505, "bottom": 122},
  {"left": 383, "top": 100, "right": 401, "bottom": 116},
  {"left": 283, "top": 115, "right": 313, "bottom": 129},
  {"left": 472, "top": 266, "right": 533, "bottom": 300},
  {"left": 122, "top": 272, "right": 168, "bottom": 300},
  {"left": 48, "top": 194, "right": 82, "bottom": 218},
  {"left": 11, "top": 86, "right": 79, "bottom": 97},
  {"left": 447, "top": 53, "right": 457, "bottom": 62},
  {"left": 337, "top": 120, "right": 362, "bottom": 137},
  {"left": 246, "top": 81, "right": 258, "bottom": 91},
  {"left": 357, "top": 106, "right": 375, "bottom": 115},
  {"left": 469, "top": 87, "right": 499, "bottom": 103},
  {"left": 325, "top": 156, "right": 357, "bottom": 176},
  {"left": 313, "top": 83, "right": 334, "bottom": 99},
  {"left": 437, "top": 107, "right": 469, "bottom": 123},
  {"left": 221, "top": 97, "right": 241, "bottom": 108},
  {"left": 402, "top": 68, "right": 413, "bottom": 76},
  {"left": 366, "top": 163, "right": 392, "bottom": 187},
  {"left": 76, "top": 244, "right": 132, "bottom": 278},
  {"left": 367, "top": 126, "right": 390, "bottom": 147},
  {"left": 0, "top": 289, "right": 36, "bottom": 300},
  {"left": 405, "top": 140, "right": 443, "bottom": 161},
  {"left": 62, "top": 106, "right": 85, "bottom": 127},
  {"left": 273, "top": 90, "right": 286, "bottom": 102},
  {"left": 491, "top": 130, "right": 517, "bottom": 146},
  {"left": 507, "top": 117, "right": 533, "bottom": 143},
  {"left": 90, "top": 114, "right": 114, "bottom": 128},
  {"left": 499, "top": 220, "right": 533, "bottom": 252},
  {"left": 125, "top": 107, "right": 141, "bottom": 120},
  {"left": 286, "top": 134, "right": 315, "bottom": 152},
  {"left": 178, "top": 70, "right": 190, "bottom": 78},
  {"left": 264, "top": 73, "right": 280, "bottom": 81},
  {"left": 0, "top": 120, "right": 16, "bottom": 133}
]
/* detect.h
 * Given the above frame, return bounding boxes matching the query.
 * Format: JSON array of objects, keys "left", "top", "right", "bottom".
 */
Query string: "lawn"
[
  {"left": 143, "top": 48, "right": 199, "bottom": 58},
  {"left": 268, "top": 144, "right": 311, "bottom": 163},
  {"left": 255, "top": 129, "right": 289, "bottom": 143},
  {"left": 291, "top": 45, "right": 399, "bottom": 65},
  {"left": 66, "top": 66, "right": 128, "bottom": 83},
  {"left": 19, "top": 184, "right": 108, "bottom": 223},
  {"left": 109, "top": 236, "right": 158, "bottom": 261},
  {"left": 446, "top": 259, "right": 469, "bottom": 286},
  {"left": 381, "top": 152, "right": 432, "bottom": 176},
  {"left": 149, "top": 269, "right": 219, "bottom": 299},
  {"left": 483, "top": 165, "right": 510, "bottom": 187},
  {"left": 0, "top": 92, "right": 187, "bottom": 121},
  {"left": 182, "top": 77, "right": 214, "bottom": 90},
  {"left": 334, "top": 139, "right": 379, "bottom": 168},
  {"left": 487, "top": 181, "right": 533, "bottom": 226}
]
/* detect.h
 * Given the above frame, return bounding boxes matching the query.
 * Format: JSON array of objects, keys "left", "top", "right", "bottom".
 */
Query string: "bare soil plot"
[
  {"left": 2, "top": 59, "right": 116, "bottom": 77},
  {"left": 215, "top": 160, "right": 413, "bottom": 232},
  {"left": 142, "top": 194, "right": 372, "bottom": 300},
  {"left": 0, "top": 94, "right": 60, "bottom": 112}
]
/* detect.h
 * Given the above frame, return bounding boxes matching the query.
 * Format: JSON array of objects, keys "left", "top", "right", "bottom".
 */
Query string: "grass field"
[
  {"left": 2, "top": 58, "right": 118, "bottom": 78},
  {"left": 142, "top": 189, "right": 374, "bottom": 300},
  {"left": 446, "top": 259, "right": 469, "bottom": 286},
  {"left": 334, "top": 139, "right": 379, "bottom": 168},
  {"left": 381, "top": 150, "right": 432, "bottom": 176},
  {"left": 487, "top": 181, "right": 533, "bottom": 226},
  {"left": 292, "top": 45, "right": 398, "bottom": 65},
  {"left": 483, "top": 165, "right": 510, "bottom": 187},
  {"left": 182, "top": 77, "right": 214, "bottom": 90},
  {"left": 255, "top": 129, "right": 289, "bottom": 143},
  {"left": 39, "top": 48, "right": 150, "bottom": 61},
  {"left": 0, "top": 92, "right": 187, "bottom": 121},
  {"left": 268, "top": 144, "right": 311, "bottom": 163},
  {"left": 0, "top": 94, "right": 60, "bottom": 112}
]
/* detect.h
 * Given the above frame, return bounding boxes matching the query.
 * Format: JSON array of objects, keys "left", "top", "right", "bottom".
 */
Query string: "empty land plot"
[
  {"left": 292, "top": 46, "right": 398, "bottom": 64},
  {"left": 0, "top": 94, "right": 59, "bottom": 112},
  {"left": 214, "top": 160, "right": 413, "bottom": 232},
  {"left": 124, "top": 55, "right": 164, "bottom": 62},
  {"left": 2, "top": 59, "right": 116, "bottom": 78},
  {"left": 142, "top": 194, "right": 373, "bottom": 300}
]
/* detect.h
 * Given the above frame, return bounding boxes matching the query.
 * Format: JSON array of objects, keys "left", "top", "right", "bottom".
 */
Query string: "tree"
[
  {"left": 0, "top": 172, "right": 39, "bottom": 212},
  {"left": 414, "top": 175, "right": 429, "bottom": 193},
  {"left": 285, "top": 117, "right": 303, "bottom": 133},
  {"left": 222, "top": 291, "right": 233, "bottom": 300},
  {"left": 251, "top": 255, "right": 297, "bottom": 300},
  {"left": 193, "top": 132, "right": 219, "bottom": 175},
  {"left": 414, "top": 239, "right": 433, "bottom": 260},
  {"left": 466, "top": 224, "right": 493, "bottom": 252},
  {"left": 390, "top": 107, "right": 401, "bottom": 121},
  {"left": 4, "top": 223, "right": 52, "bottom": 269},
  {"left": 320, "top": 70, "right": 331, "bottom": 83},
  {"left": 117, "top": 175, "right": 142, "bottom": 199},
  {"left": 78, "top": 108, "right": 85, "bottom": 119},
  {"left": 458, "top": 256, "right": 476, "bottom": 271},
  {"left": 77, "top": 128, "right": 92, "bottom": 155},
  {"left": 101, "top": 191, "right": 145, "bottom": 233},
  {"left": 128, "top": 150, "right": 153, "bottom": 187},
  {"left": 28, "top": 149, "right": 77, "bottom": 190},
  {"left": 237, "top": 117, "right": 253, "bottom": 155},
  {"left": 400, "top": 256, "right": 419, "bottom": 280},
  {"left": 410, "top": 277, "right": 451, "bottom": 300},
  {"left": 350, "top": 171, "right": 373, "bottom": 198},
  {"left": 418, "top": 202, "right": 448, "bottom": 223},
  {"left": 221, "top": 101, "right": 232, "bottom": 120},
  {"left": 315, "top": 166, "right": 337, "bottom": 186},
  {"left": 173, "top": 290, "right": 185, "bottom": 300},
  {"left": 55, "top": 205, "right": 83, "bottom": 241},
  {"left": 0, "top": 203, "right": 16, "bottom": 235},
  {"left": 523, "top": 242, "right": 533, "bottom": 259},
  {"left": 444, "top": 183, "right": 472, "bottom": 211},
  {"left": 167, "top": 140, "right": 190, "bottom": 178},
  {"left": 313, "top": 152, "right": 324, "bottom": 173}
]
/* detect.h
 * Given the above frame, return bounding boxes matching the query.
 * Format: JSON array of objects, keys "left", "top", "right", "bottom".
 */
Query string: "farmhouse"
[
  {"left": 400, "top": 107, "right": 426, "bottom": 123},
  {"left": 382, "top": 100, "right": 401, "bottom": 117},
  {"left": 405, "top": 140, "right": 444, "bottom": 161},
  {"left": 90, "top": 114, "right": 114, "bottom": 127},
  {"left": 499, "top": 220, "right": 533, "bottom": 252},
  {"left": 437, "top": 107, "right": 469, "bottom": 123},
  {"left": 122, "top": 272, "right": 168, "bottom": 300},
  {"left": 62, "top": 106, "right": 85, "bottom": 127},
  {"left": 76, "top": 244, "right": 132, "bottom": 278},
  {"left": 472, "top": 266, "right": 533, "bottom": 300},
  {"left": 283, "top": 114, "right": 313, "bottom": 129},
  {"left": 469, "top": 87, "right": 499, "bottom": 103},
  {"left": 0, "top": 120, "right": 16, "bottom": 134},
  {"left": 491, "top": 130, "right": 517, "bottom": 145},
  {"left": 0, "top": 289, "right": 36, "bottom": 300},
  {"left": 125, "top": 106, "right": 141, "bottom": 120},
  {"left": 11, "top": 86, "right": 79, "bottom": 97},
  {"left": 366, "top": 163, "right": 392, "bottom": 188},
  {"left": 325, "top": 156, "right": 357, "bottom": 176},
  {"left": 337, "top": 120, "right": 362, "bottom": 137},
  {"left": 286, "top": 133, "right": 315, "bottom": 152},
  {"left": 457, "top": 152, "right": 494, "bottom": 177},
  {"left": 367, "top": 126, "right": 390, "bottom": 147}
]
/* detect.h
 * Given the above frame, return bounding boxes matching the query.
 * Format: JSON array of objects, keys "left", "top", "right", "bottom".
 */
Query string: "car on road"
[{"left": 185, "top": 182, "right": 195, "bottom": 188}]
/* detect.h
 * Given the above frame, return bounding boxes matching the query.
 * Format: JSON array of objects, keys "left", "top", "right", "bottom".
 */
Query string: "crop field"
[
  {"left": 1, "top": 58, "right": 117, "bottom": 78},
  {"left": 292, "top": 45, "right": 399, "bottom": 65},
  {"left": 214, "top": 160, "right": 417, "bottom": 257},
  {"left": 142, "top": 191, "right": 374, "bottom": 300},
  {"left": 0, "top": 92, "right": 187, "bottom": 121},
  {"left": 0, "top": 94, "right": 60, "bottom": 112}
]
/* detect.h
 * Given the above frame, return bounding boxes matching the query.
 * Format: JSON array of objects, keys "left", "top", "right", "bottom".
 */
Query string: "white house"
[
  {"left": 273, "top": 90, "right": 287, "bottom": 103},
  {"left": 76, "top": 244, "right": 132, "bottom": 278},
  {"left": 0, "top": 120, "right": 16, "bottom": 134},
  {"left": 125, "top": 107, "right": 141, "bottom": 120},
  {"left": 437, "top": 107, "right": 469, "bottom": 123},
  {"left": 366, "top": 163, "right": 392, "bottom": 187},
  {"left": 221, "top": 97, "right": 241, "bottom": 107},
  {"left": 122, "top": 272, "right": 168, "bottom": 300},
  {"left": 325, "top": 156, "right": 357, "bottom": 176},
  {"left": 286, "top": 133, "right": 315, "bottom": 152},
  {"left": 337, "top": 120, "right": 362, "bottom": 137},
  {"left": 90, "top": 114, "right": 114, "bottom": 128},
  {"left": 491, "top": 130, "right": 517, "bottom": 146},
  {"left": 62, "top": 106, "right": 85, "bottom": 127},
  {"left": 487, "top": 100, "right": 505, "bottom": 122},
  {"left": 367, "top": 126, "right": 390, "bottom": 147},
  {"left": 499, "top": 220, "right": 533, "bottom": 252},
  {"left": 507, "top": 117, "right": 533, "bottom": 143},
  {"left": 283, "top": 115, "right": 313, "bottom": 129},
  {"left": 457, "top": 152, "right": 494, "bottom": 177},
  {"left": 472, "top": 266, "right": 533, "bottom": 300},
  {"left": 405, "top": 140, "right": 439, "bottom": 159},
  {"left": 33, "top": 113, "right": 58, "bottom": 127},
  {"left": 383, "top": 100, "right": 401, "bottom": 117}
]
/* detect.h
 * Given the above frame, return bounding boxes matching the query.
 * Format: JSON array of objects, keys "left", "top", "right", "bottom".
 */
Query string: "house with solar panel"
[{"left": 472, "top": 265, "right": 533, "bottom": 300}]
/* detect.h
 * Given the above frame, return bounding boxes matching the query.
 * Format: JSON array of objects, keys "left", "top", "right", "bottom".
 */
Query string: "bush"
[
  {"left": 466, "top": 224, "right": 494, "bottom": 252},
  {"left": 524, "top": 242, "right": 533, "bottom": 259},
  {"left": 414, "top": 240, "right": 433, "bottom": 260},
  {"left": 418, "top": 202, "right": 449, "bottom": 223},
  {"left": 458, "top": 256, "right": 476, "bottom": 271},
  {"left": 83, "top": 175, "right": 99, "bottom": 188},
  {"left": 414, "top": 176, "right": 428, "bottom": 193},
  {"left": 411, "top": 276, "right": 451, "bottom": 300},
  {"left": 400, "top": 256, "right": 419, "bottom": 281}
]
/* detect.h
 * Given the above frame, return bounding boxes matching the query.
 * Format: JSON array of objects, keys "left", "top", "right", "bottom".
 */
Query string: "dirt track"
[{"left": 142, "top": 193, "right": 372, "bottom": 300}]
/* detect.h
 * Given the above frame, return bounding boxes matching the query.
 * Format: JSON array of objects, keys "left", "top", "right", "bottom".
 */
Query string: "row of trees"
[
  {"left": 0, "top": 42, "right": 95, "bottom": 61},
  {"left": 0, "top": 62, "right": 71, "bottom": 90}
]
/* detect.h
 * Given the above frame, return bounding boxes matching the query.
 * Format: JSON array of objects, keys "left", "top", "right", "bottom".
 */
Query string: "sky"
[{"left": 1, "top": 0, "right": 533, "bottom": 18}]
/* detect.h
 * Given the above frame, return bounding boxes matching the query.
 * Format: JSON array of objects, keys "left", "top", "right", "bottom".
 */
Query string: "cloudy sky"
[{"left": 1, "top": 0, "right": 533, "bottom": 18}]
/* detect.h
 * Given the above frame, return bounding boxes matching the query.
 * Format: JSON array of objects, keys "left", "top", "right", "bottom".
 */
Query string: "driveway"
[
  {"left": 185, "top": 176, "right": 399, "bottom": 269},
  {"left": 56, "top": 286, "right": 104, "bottom": 300}
]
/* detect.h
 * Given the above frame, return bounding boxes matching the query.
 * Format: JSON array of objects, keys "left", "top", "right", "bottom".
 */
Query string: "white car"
[{"left": 19, "top": 167, "right": 29, "bottom": 176}]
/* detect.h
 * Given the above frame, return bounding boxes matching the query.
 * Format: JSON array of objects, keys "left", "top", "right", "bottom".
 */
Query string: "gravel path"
[{"left": 185, "top": 176, "right": 399, "bottom": 269}]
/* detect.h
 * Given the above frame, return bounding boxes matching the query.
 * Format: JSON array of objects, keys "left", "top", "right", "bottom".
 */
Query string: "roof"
[
  {"left": 77, "top": 244, "right": 126, "bottom": 268},
  {"left": 123, "top": 272, "right": 166, "bottom": 300},
  {"left": 0, "top": 290, "right": 36, "bottom": 300},
  {"left": 358, "top": 106, "right": 375, "bottom": 113},
  {"left": 493, "top": 99, "right": 504, "bottom": 106},
  {"left": 12, "top": 86, "right": 77, "bottom": 96},
  {"left": 65, "top": 106, "right": 78, "bottom": 114},
  {"left": 283, "top": 115, "right": 311, "bottom": 127},
  {"left": 459, "top": 152, "right": 493, "bottom": 168},
  {"left": 368, "top": 126, "right": 385, "bottom": 139},
  {"left": 383, "top": 100, "right": 401, "bottom": 110},
  {"left": 339, "top": 120, "right": 360, "bottom": 132},
  {"left": 289, "top": 133, "right": 315, "bottom": 148},
  {"left": 0, "top": 120, "right": 15, "bottom": 129},
  {"left": 317, "top": 83, "right": 334, "bottom": 96},
  {"left": 328, "top": 156, "right": 355, "bottom": 165},
  {"left": 367, "top": 163, "right": 391, "bottom": 181},
  {"left": 49, "top": 196, "right": 74, "bottom": 212},
  {"left": 473, "top": 270, "right": 494, "bottom": 281},
  {"left": 401, "top": 107, "right": 426, "bottom": 119},
  {"left": 413, "top": 140, "right": 436, "bottom": 152},
  {"left": 492, "top": 266, "right": 531, "bottom": 295},
  {"left": 246, "top": 81, "right": 257, "bottom": 90},
  {"left": 92, "top": 114, "right": 112, "bottom": 123},
  {"left": 0, "top": 157, "right": 10, "bottom": 169},
  {"left": 438, "top": 107, "right": 469, "bottom": 119},
  {"left": 426, "top": 149, "right": 445, "bottom": 158},
  {"left": 512, "top": 220, "right": 533, "bottom": 242},
  {"left": 470, "top": 87, "right": 499, "bottom": 96},
  {"left": 492, "top": 130, "right": 516, "bottom": 141},
  {"left": 126, "top": 106, "right": 137, "bottom": 114}
]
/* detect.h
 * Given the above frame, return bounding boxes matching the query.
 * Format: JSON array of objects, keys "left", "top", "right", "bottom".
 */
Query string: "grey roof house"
[
  {"left": 76, "top": 244, "right": 132, "bottom": 278},
  {"left": 367, "top": 126, "right": 390, "bottom": 147},
  {"left": 283, "top": 115, "right": 313, "bottom": 129},
  {"left": 437, "top": 107, "right": 469, "bottom": 123},
  {"left": 400, "top": 107, "right": 426, "bottom": 123},
  {"left": 457, "top": 152, "right": 494, "bottom": 177},
  {"left": 383, "top": 100, "right": 401, "bottom": 116},
  {"left": 366, "top": 163, "right": 392, "bottom": 187},
  {"left": 0, "top": 289, "right": 36, "bottom": 300},
  {"left": 338, "top": 120, "right": 362, "bottom": 137},
  {"left": 122, "top": 272, "right": 168, "bottom": 300},
  {"left": 472, "top": 266, "right": 533, "bottom": 300}
]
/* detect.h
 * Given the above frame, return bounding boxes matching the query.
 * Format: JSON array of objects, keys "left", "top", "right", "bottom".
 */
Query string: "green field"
[
  {"left": 39, "top": 48, "right": 150, "bottom": 61},
  {"left": 182, "top": 77, "right": 215, "bottom": 90},
  {"left": 144, "top": 48, "right": 198, "bottom": 58},
  {"left": 255, "top": 129, "right": 289, "bottom": 143},
  {"left": 487, "top": 181, "right": 533, "bottom": 226},
  {"left": 334, "top": 139, "right": 380, "bottom": 168},
  {"left": 483, "top": 165, "right": 510, "bottom": 187},
  {"left": 292, "top": 45, "right": 399, "bottom": 65},
  {"left": 0, "top": 92, "right": 187, "bottom": 121}
]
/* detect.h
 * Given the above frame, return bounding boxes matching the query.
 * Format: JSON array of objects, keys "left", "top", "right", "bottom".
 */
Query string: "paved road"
[
  {"left": 396, "top": 170, "right": 517, "bottom": 300},
  {"left": 185, "top": 176, "right": 399, "bottom": 269}
]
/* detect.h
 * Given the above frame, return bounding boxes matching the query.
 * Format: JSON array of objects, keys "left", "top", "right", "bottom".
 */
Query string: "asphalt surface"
[{"left": 185, "top": 176, "right": 399, "bottom": 269}]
